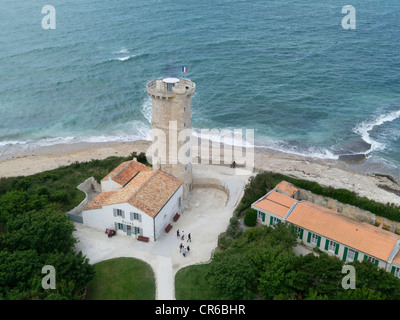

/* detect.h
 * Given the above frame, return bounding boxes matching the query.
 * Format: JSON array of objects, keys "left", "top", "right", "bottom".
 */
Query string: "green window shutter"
[
  {"left": 324, "top": 239, "right": 329, "bottom": 250},
  {"left": 342, "top": 247, "right": 348, "bottom": 261},
  {"left": 122, "top": 210, "right": 125, "bottom": 219},
  {"left": 299, "top": 229, "right": 304, "bottom": 240},
  {"left": 113, "top": 208, "right": 117, "bottom": 217},
  {"left": 374, "top": 259, "right": 379, "bottom": 266},
  {"left": 354, "top": 251, "right": 359, "bottom": 261},
  {"left": 130, "top": 212, "right": 134, "bottom": 220},
  {"left": 363, "top": 255, "right": 368, "bottom": 260},
  {"left": 307, "top": 232, "right": 311, "bottom": 243},
  {"left": 262, "top": 212, "right": 265, "bottom": 222},
  {"left": 114, "top": 222, "right": 118, "bottom": 230},
  {"left": 270, "top": 216, "right": 274, "bottom": 225},
  {"left": 391, "top": 266, "right": 396, "bottom": 274},
  {"left": 335, "top": 243, "right": 340, "bottom": 255},
  {"left": 317, "top": 236, "right": 321, "bottom": 247}
]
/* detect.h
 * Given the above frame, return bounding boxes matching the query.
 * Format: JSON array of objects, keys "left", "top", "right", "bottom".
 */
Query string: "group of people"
[
  {"left": 177, "top": 229, "right": 191, "bottom": 257},
  {"left": 179, "top": 243, "right": 190, "bottom": 257}
]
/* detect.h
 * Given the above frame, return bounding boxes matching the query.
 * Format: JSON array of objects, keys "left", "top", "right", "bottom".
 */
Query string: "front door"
[{"left": 126, "top": 225, "right": 132, "bottom": 236}]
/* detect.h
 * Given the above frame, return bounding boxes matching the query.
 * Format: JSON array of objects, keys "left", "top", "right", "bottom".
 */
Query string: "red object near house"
[
  {"left": 137, "top": 235, "right": 149, "bottom": 242},
  {"left": 173, "top": 213, "right": 180, "bottom": 222},
  {"left": 165, "top": 224, "right": 173, "bottom": 233}
]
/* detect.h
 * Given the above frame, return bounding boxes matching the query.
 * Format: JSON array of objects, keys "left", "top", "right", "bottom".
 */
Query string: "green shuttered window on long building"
[{"left": 342, "top": 247, "right": 348, "bottom": 260}]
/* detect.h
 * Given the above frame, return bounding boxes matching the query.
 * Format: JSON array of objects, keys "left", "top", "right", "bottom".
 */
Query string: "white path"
[{"left": 73, "top": 164, "right": 252, "bottom": 300}]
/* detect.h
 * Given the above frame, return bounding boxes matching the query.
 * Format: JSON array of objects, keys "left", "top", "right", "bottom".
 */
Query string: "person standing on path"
[
  {"left": 177, "top": 230, "right": 180, "bottom": 239},
  {"left": 179, "top": 243, "right": 183, "bottom": 253},
  {"left": 181, "top": 230, "right": 185, "bottom": 240},
  {"left": 187, "top": 233, "right": 191, "bottom": 242}
]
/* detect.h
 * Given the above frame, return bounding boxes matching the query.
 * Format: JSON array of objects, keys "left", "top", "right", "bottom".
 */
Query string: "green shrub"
[
  {"left": 226, "top": 216, "right": 241, "bottom": 240},
  {"left": 244, "top": 209, "right": 257, "bottom": 227}
]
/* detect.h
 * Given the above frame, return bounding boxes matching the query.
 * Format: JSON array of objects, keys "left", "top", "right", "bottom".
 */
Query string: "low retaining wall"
[
  {"left": 192, "top": 178, "right": 229, "bottom": 205},
  {"left": 298, "top": 188, "right": 399, "bottom": 233},
  {"left": 67, "top": 177, "right": 101, "bottom": 223},
  {"left": 193, "top": 177, "right": 229, "bottom": 195}
]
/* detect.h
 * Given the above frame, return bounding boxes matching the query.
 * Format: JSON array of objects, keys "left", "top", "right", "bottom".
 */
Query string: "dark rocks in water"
[
  {"left": 335, "top": 138, "right": 372, "bottom": 155},
  {"left": 338, "top": 153, "right": 366, "bottom": 164}
]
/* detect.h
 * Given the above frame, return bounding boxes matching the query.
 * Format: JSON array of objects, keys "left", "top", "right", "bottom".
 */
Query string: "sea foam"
[{"left": 353, "top": 109, "right": 400, "bottom": 153}]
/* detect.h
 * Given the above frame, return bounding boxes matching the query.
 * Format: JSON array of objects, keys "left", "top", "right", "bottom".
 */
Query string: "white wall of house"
[
  {"left": 82, "top": 203, "right": 154, "bottom": 239},
  {"left": 252, "top": 207, "right": 283, "bottom": 226},
  {"left": 297, "top": 228, "right": 385, "bottom": 268},
  {"left": 101, "top": 178, "right": 122, "bottom": 192},
  {"left": 153, "top": 185, "right": 183, "bottom": 241},
  {"left": 82, "top": 185, "right": 183, "bottom": 241}
]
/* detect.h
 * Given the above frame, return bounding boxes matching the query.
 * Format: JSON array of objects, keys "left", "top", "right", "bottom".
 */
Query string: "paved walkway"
[{"left": 73, "top": 165, "right": 252, "bottom": 300}]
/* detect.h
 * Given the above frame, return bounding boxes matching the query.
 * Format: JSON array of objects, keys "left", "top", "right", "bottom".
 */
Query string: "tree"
[
  {"left": 350, "top": 260, "right": 400, "bottom": 300},
  {"left": 0, "top": 190, "right": 30, "bottom": 221},
  {"left": 335, "top": 287, "right": 383, "bottom": 300},
  {"left": 4, "top": 208, "right": 76, "bottom": 254},
  {"left": 257, "top": 247, "right": 298, "bottom": 299},
  {"left": 293, "top": 252, "right": 344, "bottom": 299},
  {"left": 206, "top": 252, "right": 257, "bottom": 300},
  {"left": 244, "top": 209, "right": 257, "bottom": 227},
  {"left": 0, "top": 249, "right": 42, "bottom": 297}
]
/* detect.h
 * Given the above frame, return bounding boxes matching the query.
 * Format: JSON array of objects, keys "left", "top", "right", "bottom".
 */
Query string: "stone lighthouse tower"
[{"left": 146, "top": 77, "right": 196, "bottom": 199}]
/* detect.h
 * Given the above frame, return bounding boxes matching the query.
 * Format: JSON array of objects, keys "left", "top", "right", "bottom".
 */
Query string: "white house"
[{"left": 82, "top": 159, "right": 183, "bottom": 241}]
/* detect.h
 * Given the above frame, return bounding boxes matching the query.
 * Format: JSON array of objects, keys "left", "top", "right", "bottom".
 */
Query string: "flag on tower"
[{"left": 182, "top": 66, "right": 187, "bottom": 73}]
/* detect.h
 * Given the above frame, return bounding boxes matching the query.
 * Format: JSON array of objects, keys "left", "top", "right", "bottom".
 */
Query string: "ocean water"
[{"left": 0, "top": 0, "right": 399, "bottom": 177}]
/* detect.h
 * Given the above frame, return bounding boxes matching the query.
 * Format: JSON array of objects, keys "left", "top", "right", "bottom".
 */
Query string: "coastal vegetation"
[
  {"left": 0, "top": 152, "right": 147, "bottom": 300},
  {"left": 176, "top": 223, "right": 400, "bottom": 300}
]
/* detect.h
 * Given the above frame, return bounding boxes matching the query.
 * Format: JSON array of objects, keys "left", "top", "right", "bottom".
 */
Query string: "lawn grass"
[
  {"left": 86, "top": 257, "right": 156, "bottom": 300},
  {"left": 175, "top": 263, "right": 221, "bottom": 300}
]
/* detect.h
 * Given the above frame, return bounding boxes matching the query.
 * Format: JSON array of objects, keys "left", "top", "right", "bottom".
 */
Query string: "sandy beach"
[{"left": 0, "top": 139, "right": 399, "bottom": 207}]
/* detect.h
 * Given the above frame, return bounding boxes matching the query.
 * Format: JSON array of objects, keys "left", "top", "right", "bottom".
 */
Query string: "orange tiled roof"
[
  {"left": 392, "top": 250, "right": 400, "bottom": 265},
  {"left": 101, "top": 160, "right": 152, "bottom": 186},
  {"left": 85, "top": 161, "right": 182, "bottom": 218},
  {"left": 275, "top": 180, "right": 299, "bottom": 197},
  {"left": 252, "top": 190, "right": 297, "bottom": 218},
  {"left": 129, "top": 170, "right": 182, "bottom": 218},
  {"left": 287, "top": 201, "right": 400, "bottom": 261}
]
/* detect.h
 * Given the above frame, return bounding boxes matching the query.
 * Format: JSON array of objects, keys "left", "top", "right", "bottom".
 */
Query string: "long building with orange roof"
[
  {"left": 82, "top": 158, "right": 183, "bottom": 241},
  {"left": 252, "top": 181, "right": 400, "bottom": 276}
]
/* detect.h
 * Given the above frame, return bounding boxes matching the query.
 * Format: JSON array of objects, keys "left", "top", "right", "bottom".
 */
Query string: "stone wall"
[
  {"left": 192, "top": 177, "right": 229, "bottom": 205},
  {"left": 298, "top": 188, "right": 399, "bottom": 234},
  {"left": 67, "top": 177, "right": 101, "bottom": 222}
]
